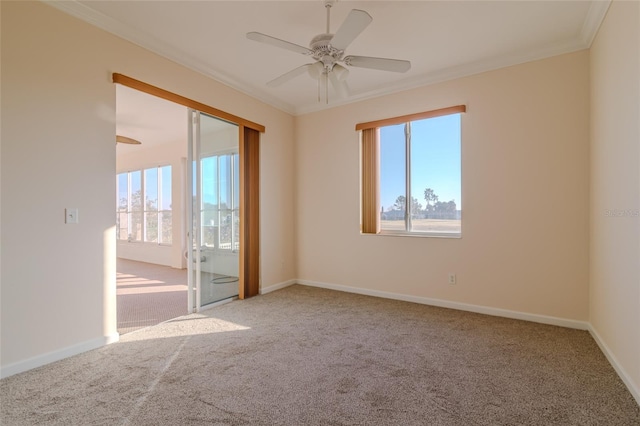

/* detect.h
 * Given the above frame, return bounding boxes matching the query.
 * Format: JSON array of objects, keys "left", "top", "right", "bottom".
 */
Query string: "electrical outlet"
[{"left": 448, "top": 273, "right": 456, "bottom": 285}]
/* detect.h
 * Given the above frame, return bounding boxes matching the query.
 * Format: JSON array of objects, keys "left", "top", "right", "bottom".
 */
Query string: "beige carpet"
[
  {"left": 2, "top": 285, "right": 639, "bottom": 425},
  {"left": 117, "top": 259, "right": 188, "bottom": 335}
]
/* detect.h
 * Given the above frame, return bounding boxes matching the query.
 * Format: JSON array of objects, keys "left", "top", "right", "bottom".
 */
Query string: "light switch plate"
[{"left": 65, "top": 208, "right": 79, "bottom": 224}]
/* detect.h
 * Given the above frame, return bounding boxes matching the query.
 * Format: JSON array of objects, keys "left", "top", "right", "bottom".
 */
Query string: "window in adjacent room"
[
  {"left": 199, "top": 152, "right": 239, "bottom": 251},
  {"left": 358, "top": 105, "right": 465, "bottom": 237},
  {"left": 116, "top": 165, "right": 172, "bottom": 244}
]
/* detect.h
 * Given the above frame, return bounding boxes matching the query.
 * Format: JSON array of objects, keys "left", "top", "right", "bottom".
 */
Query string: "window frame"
[
  {"left": 158, "top": 165, "right": 173, "bottom": 245},
  {"left": 357, "top": 105, "right": 465, "bottom": 238},
  {"left": 116, "top": 165, "right": 173, "bottom": 245}
]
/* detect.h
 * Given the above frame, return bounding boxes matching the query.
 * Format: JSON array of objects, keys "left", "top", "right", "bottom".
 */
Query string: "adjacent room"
[
  {"left": 115, "top": 85, "right": 189, "bottom": 334},
  {"left": 1, "top": 0, "right": 638, "bottom": 423}
]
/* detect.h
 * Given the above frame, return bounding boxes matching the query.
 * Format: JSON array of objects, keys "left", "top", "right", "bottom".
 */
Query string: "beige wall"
[
  {"left": 0, "top": 1, "right": 296, "bottom": 373},
  {"left": 589, "top": 0, "right": 640, "bottom": 401},
  {"left": 296, "top": 51, "right": 590, "bottom": 322}
]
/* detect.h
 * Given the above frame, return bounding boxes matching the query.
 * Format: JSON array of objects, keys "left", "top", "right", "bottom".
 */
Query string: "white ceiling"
[
  {"left": 49, "top": 0, "right": 609, "bottom": 117},
  {"left": 115, "top": 85, "right": 233, "bottom": 153},
  {"left": 115, "top": 84, "right": 187, "bottom": 154}
]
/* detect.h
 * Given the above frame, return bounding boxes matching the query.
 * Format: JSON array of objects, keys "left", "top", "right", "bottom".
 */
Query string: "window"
[
  {"left": 199, "top": 152, "right": 239, "bottom": 251},
  {"left": 358, "top": 105, "right": 465, "bottom": 237},
  {"left": 116, "top": 165, "right": 172, "bottom": 244}
]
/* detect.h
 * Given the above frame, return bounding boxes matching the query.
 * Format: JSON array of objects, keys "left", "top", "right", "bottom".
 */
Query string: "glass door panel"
[{"left": 187, "top": 110, "right": 240, "bottom": 312}]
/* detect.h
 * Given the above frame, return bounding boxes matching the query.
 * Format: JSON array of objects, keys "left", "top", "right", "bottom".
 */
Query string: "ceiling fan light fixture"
[
  {"left": 308, "top": 61, "right": 325, "bottom": 79},
  {"left": 333, "top": 64, "right": 349, "bottom": 81}
]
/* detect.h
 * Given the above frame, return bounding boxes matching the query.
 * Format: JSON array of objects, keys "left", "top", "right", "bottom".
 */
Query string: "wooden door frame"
[
  {"left": 113, "top": 73, "right": 263, "bottom": 299},
  {"left": 238, "top": 127, "right": 260, "bottom": 298}
]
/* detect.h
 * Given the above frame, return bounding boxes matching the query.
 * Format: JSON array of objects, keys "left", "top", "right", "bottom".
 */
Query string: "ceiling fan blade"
[
  {"left": 116, "top": 135, "right": 142, "bottom": 145},
  {"left": 329, "top": 72, "right": 350, "bottom": 99},
  {"left": 267, "top": 64, "right": 314, "bottom": 87},
  {"left": 343, "top": 55, "right": 411, "bottom": 73},
  {"left": 246, "top": 32, "right": 313, "bottom": 56},
  {"left": 330, "top": 9, "right": 372, "bottom": 51}
]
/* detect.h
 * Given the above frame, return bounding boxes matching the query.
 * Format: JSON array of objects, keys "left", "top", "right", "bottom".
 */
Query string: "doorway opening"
[
  {"left": 114, "top": 74, "right": 263, "bottom": 334},
  {"left": 115, "top": 84, "right": 188, "bottom": 334}
]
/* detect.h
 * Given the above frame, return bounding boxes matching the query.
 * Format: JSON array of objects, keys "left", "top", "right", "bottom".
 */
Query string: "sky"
[
  {"left": 117, "top": 166, "right": 172, "bottom": 210},
  {"left": 199, "top": 154, "right": 239, "bottom": 208},
  {"left": 379, "top": 113, "right": 461, "bottom": 211}
]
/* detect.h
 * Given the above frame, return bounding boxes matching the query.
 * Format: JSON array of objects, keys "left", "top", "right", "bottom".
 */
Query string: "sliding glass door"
[{"left": 187, "top": 110, "right": 240, "bottom": 311}]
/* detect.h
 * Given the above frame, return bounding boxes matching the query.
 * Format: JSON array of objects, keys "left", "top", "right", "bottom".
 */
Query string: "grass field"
[{"left": 381, "top": 219, "right": 461, "bottom": 233}]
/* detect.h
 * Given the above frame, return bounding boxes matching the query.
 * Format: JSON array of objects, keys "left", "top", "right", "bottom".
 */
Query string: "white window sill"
[{"left": 363, "top": 231, "right": 461, "bottom": 239}]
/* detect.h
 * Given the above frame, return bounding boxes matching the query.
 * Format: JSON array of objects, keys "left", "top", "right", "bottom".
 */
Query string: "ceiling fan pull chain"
[{"left": 325, "top": 72, "right": 329, "bottom": 104}]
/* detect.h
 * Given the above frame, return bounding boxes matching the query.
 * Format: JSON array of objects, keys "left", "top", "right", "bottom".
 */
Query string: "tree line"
[{"left": 384, "top": 188, "right": 457, "bottom": 215}]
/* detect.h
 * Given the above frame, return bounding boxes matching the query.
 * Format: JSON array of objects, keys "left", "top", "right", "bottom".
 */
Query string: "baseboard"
[
  {"left": 588, "top": 325, "right": 640, "bottom": 406},
  {"left": 0, "top": 333, "right": 120, "bottom": 379},
  {"left": 260, "top": 279, "right": 296, "bottom": 295},
  {"left": 296, "top": 279, "right": 590, "bottom": 330}
]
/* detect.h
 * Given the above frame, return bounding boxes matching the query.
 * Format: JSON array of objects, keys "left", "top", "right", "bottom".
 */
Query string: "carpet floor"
[
  {"left": 117, "top": 259, "right": 188, "bottom": 335},
  {"left": 2, "top": 285, "right": 638, "bottom": 425}
]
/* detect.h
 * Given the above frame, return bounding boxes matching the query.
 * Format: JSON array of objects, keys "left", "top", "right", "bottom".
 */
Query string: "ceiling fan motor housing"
[{"left": 310, "top": 33, "right": 344, "bottom": 69}]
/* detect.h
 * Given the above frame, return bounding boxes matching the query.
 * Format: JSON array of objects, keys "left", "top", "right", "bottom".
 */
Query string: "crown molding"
[
  {"left": 42, "top": 0, "right": 298, "bottom": 115},
  {"left": 581, "top": 0, "right": 612, "bottom": 47}
]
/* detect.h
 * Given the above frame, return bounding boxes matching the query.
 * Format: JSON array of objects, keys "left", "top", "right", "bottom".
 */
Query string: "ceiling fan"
[
  {"left": 246, "top": 0, "right": 411, "bottom": 103},
  {"left": 116, "top": 135, "right": 141, "bottom": 145}
]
